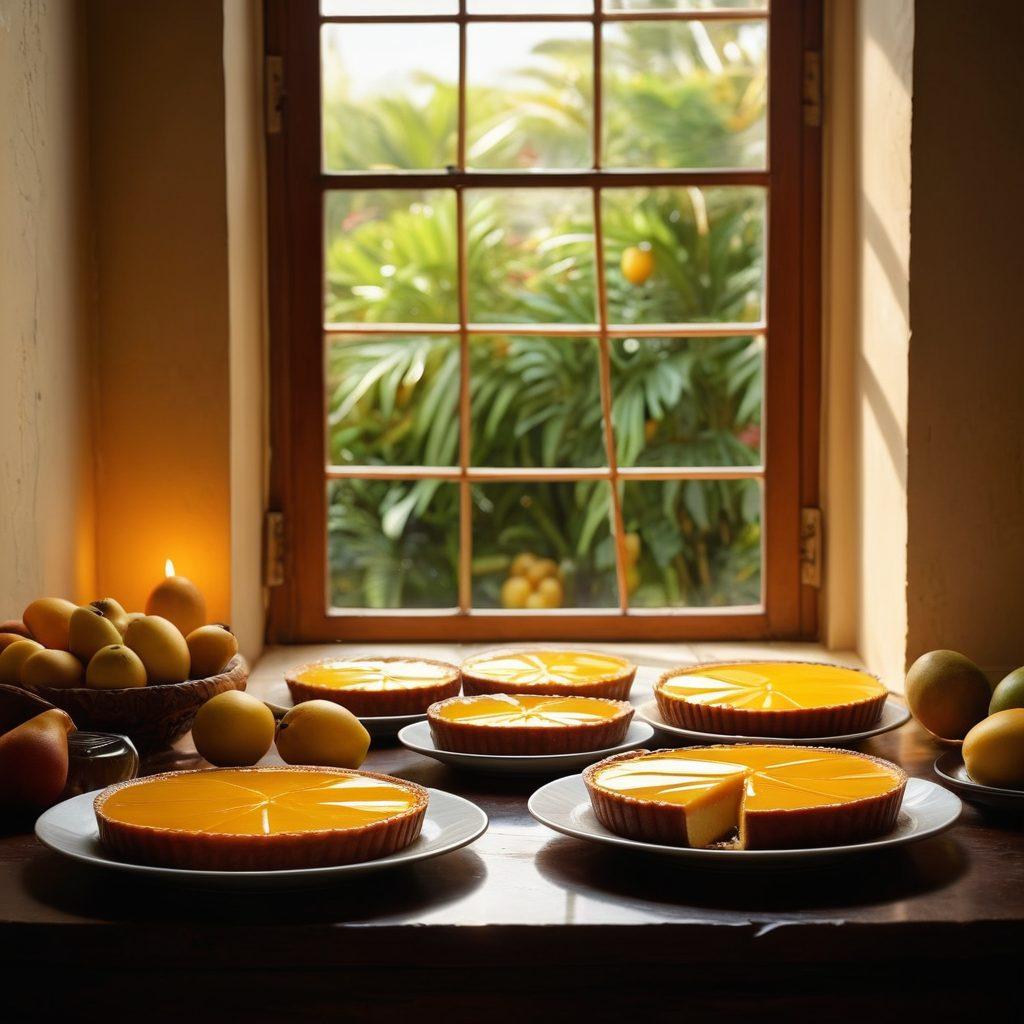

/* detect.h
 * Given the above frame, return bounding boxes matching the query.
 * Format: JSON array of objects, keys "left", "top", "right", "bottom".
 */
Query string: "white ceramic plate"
[
  {"left": 35, "top": 787, "right": 488, "bottom": 890},
  {"left": 360, "top": 711, "right": 427, "bottom": 738},
  {"left": 398, "top": 720, "right": 656, "bottom": 775},
  {"left": 528, "top": 774, "right": 961, "bottom": 867},
  {"left": 934, "top": 750, "right": 1024, "bottom": 810},
  {"left": 634, "top": 695, "right": 911, "bottom": 747}
]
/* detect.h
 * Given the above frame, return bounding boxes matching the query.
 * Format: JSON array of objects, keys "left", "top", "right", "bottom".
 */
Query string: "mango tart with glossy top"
[
  {"left": 584, "top": 744, "right": 907, "bottom": 850},
  {"left": 285, "top": 656, "right": 461, "bottom": 716},
  {"left": 94, "top": 765, "right": 428, "bottom": 870},
  {"left": 427, "top": 692, "right": 634, "bottom": 755},
  {"left": 654, "top": 661, "right": 888, "bottom": 738},
  {"left": 460, "top": 649, "right": 636, "bottom": 700}
]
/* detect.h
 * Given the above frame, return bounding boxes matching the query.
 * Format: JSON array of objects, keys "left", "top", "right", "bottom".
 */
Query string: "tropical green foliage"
[
  {"left": 602, "top": 18, "right": 767, "bottom": 169},
  {"left": 323, "top": 17, "right": 766, "bottom": 611}
]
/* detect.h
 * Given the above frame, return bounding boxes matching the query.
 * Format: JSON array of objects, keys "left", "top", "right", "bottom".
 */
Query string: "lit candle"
[{"left": 145, "top": 559, "right": 207, "bottom": 638}]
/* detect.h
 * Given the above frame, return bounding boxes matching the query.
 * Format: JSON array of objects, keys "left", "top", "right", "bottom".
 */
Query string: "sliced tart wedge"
[
  {"left": 584, "top": 745, "right": 907, "bottom": 850},
  {"left": 428, "top": 693, "right": 634, "bottom": 755}
]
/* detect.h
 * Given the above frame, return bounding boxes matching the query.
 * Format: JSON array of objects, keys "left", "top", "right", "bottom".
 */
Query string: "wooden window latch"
[
  {"left": 803, "top": 50, "right": 822, "bottom": 127},
  {"left": 266, "top": 55, "right": 285, "bottom": 135},
  {"left": 800, "top": 507, "right": 822, "bottom": 588},
  {"left": 264, "top": 511, "right": 287, "bottom": 588}
]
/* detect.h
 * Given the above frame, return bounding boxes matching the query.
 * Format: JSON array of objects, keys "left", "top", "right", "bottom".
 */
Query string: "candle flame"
[{"left": 165, "top": 559, "right": 175, "bottom": 578}]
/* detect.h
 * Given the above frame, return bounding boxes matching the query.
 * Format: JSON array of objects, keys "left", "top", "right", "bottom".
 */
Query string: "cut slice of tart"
[
  {"left": 584, "top": 745, "right": 907, "bottom": 850},
  {"left": 654, "top": 661, "right": 888, "bottom": 738},
  {"left": 95, "top": 766, "right": 428, "bottom": 870},
  {"left": 285, "top": 656, "right": 461, "bottom": 716},
  {"left": 427, "top": 693, "right": 634, "bottom": 755},
  {"left": 461, "top": 649, "right": 636, "bottom": 700}
]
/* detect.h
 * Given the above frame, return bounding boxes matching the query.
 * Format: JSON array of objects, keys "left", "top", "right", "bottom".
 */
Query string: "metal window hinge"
[
  {"left": 264, "top": 510, "right": 287, "bottom": 588},
  {"left": 802, "top": 50, "right": 822, "bottom": 127},
  {"left": 800, "top": 507, "right": 823, "bottom": 588},
  {"left": 265, "top": 55, "right": 285, "bottom": 135}
]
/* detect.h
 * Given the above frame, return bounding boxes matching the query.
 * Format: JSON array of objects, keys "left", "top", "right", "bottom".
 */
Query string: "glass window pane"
[
  {"left": 604, "top": 1, "right": 767, "bottom": 10},
  {"left": 466, "top": 23, "right": 593, "bottom": 170},
  {"left": 601, "top": 186, "right": 765, "bottom": 325},
  {"left": 470, "top": 337, "right": 605, "bottom": 467},
  {"left": 467, "top": 189, "right": 596, "bottom": 324},
  {"left": 602, "top": 19, "right": 767, "bottom": 169},
  {"left": 472, "top": 481, "right": 619, "bottom": 609},
  {"left": 326, "top": 335, "right": 459, "bottom": 467},
  {"left": 470, "top": 2, "right": 593, "bottom": 12},
  {"left": 323, "top": 2, "right": 458, "bottom": 13},
  {"left": 611, "top": 336, "right": 761, "bottom": 467},
  {"left": 321, "top": 24, "right": 458, "bottom": 172},
  {"left": 328, "top": 479, "right": 459, "bottom": 609},
  {"left": 621, "top": 478, "right": 761, "bottom": 608},
  {"left": 325, "top": 190, "right": 457, "bottom": 324}
]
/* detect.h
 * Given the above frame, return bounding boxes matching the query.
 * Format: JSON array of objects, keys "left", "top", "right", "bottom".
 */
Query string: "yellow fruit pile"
[
  {"left": 500, "top": 554, "right": 564, "bottom": 609},
  {"left": 0, "top": 597, "right": 238, "bottom": 692},
  {"left": 906, "top": 649, "right": 1024, "bottom": 788},
  {"left": 498, "top": 537, "right": 643, "bottom": 608},
  {"left": 191, "top": 692, "right": 370, "bottom": 771}
]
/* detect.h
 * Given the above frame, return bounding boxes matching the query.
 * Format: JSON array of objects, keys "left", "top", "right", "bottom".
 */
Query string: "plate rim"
[
  {"left": 634, "top": 694, "right": 910, "bottom": 745},
  {"left": 397, "top": 719, "right": 656, "bottom": 765},
  {"left": 934, "top": 749, "right": 1024, "bottom": 798},
  {"left": 359, "top": 711, "right": 427, "bottom": 725},
  {"left": 527, "top": 773, "right": 961, "bottom": 860},
  {"left": 35, "top": 785, "right": 488, "bottom": 881}
]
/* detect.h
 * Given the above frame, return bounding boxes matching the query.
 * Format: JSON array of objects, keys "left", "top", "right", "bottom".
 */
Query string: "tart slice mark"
[
  {"left": 661, "top": 662, "right": 885, "bottom": 713},
  {"left": 443, "top": 694, "right": 622, "bottom": 727}
]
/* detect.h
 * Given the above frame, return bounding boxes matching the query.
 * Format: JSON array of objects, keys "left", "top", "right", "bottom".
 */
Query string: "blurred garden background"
[{"left": 321, "top": 6, "right": 767, "bottom": 612}]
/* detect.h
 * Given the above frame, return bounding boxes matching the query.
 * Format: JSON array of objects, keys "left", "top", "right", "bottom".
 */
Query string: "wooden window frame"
[{"left": 264, "top": 0, "right": 822, "bottom": 643}]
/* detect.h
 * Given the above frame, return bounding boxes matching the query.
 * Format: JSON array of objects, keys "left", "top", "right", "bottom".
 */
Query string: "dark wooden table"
[{"left": 2, "top": 687, "right": 1022, "bottom": 1020}]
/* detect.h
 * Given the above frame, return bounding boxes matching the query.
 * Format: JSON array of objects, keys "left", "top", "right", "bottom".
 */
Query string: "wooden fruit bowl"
[{"left": 27, "top": 656, "right": 248, "bottom": 753}]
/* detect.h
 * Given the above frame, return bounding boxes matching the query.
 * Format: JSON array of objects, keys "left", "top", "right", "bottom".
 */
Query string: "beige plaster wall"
[
  {"left": 0, "top": 0, "right": 265, "bottom": 657},
  {"left": 87, "top": 0, "right": 233, "bottom": 624},
  {"left": 823, "top": 0, "right": 914, "bottom": 688},
  {"left": 855, "top": 0, "right": 913, "bottom": 686},
  {"left": 224, "top": 0, "right": 269, "bottom": 661},
  {"left": 906, "top": 0, "right": 1024, "bottom": 678},
  {"left": 0, "top": 1, "right": 96, "bottom": 614}
]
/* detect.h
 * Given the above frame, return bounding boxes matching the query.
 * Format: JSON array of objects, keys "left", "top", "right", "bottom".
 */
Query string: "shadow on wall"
[{"left": 859, "top": 197, "right": 909, "bottom": 492}]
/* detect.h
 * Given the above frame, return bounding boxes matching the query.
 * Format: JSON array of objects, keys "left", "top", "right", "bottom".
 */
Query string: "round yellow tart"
[
  {"left": 285, "top": 656, "right": 460, "bottom": 716},
  {"left": 584, "top": 745, "right": 906, "bottom": 850},
  {"left": 654, "top": 661, "right": 888, "bottom": 738},
  {"left": 95, "top": 766, "right": 428, "bottom": 870},
  {"left": 427, "top": 693, "right": 634, "bottom": 755},
  {"left": 460, "top": 649, "right": 636, "bottom": 700}
]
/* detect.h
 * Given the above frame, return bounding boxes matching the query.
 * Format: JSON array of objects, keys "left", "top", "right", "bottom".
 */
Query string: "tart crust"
[
  {"left": 584, "top": 745, "right": 907, "bottom": 850},
  {"left": 654, "top": 660, "right": 889, "bottom": 738},
  {"left": 461, "top": 648, "right": 636, "bottom": 700},
  {"left": 427, "top": 693, "right": 634, "bottom": 755},
  {"left": 285, "top": 655, "right": 461, "bottom": 717},
  {"left": 95, "top": 766, "right": 429, "bottom": 871}
]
